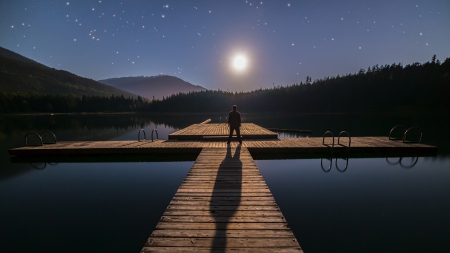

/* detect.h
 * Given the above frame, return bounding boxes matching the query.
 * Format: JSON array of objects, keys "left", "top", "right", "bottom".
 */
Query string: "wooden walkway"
[
  {"left": 169, "top": 123, "right": 277, "bottom": 140},
  {"left": 9, "top": 137, "right": 438, "bottom": 157},
  {"left": 141, "top": 147, "right": 302, "bottom": 252}
]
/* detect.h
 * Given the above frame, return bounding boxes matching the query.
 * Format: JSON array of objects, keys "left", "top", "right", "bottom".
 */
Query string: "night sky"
[{"left": 1, "top": 0, "right": 449, "bottom": 91}]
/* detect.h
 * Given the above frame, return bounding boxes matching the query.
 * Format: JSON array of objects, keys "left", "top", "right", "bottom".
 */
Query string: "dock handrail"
[
  {"left": 338, "top": 131, "right": 351, "bottom": 150},
  {"left": 138, "top": 129, "right": 146, "bottom": 142},
  {"left": 25, "top": 133, "right": 43, "bottom": 146},
  {"left": 151, "top": 129, "right": 158, "bottom": 142},
  {"left": 40, "top": 131, "right": 57, "bottom": 144},
  {"left": 322, "top": 131, "right": 334, "bottom": 147},
  {"left": 403, "top": 127, "right": 422, "bottom": 143},
  {"left": 389, "top": 125, "right": 406, "bottom": 140}
]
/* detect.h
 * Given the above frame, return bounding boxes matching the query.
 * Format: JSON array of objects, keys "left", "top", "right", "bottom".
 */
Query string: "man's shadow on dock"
[{"left": 210, "top": 144, "right": 242, "bottom": 252}]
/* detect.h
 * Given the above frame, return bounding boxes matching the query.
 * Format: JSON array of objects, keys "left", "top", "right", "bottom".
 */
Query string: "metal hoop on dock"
[
  {"left": 338, "top": 131, "right": 351, "bottom": 151},
  {"left": 40, "top": 131, "right": 57, "bottom": 144},
  {"left": 138, "top": 129, "right": 146, "bottom": 142},
  {"left": 389, "top": 125, "right": 407, "bottom": 140},
  {"left": 152, "top": 129, "right": 158, "bottom": 142},
  {"left": 25, "top": 133, "right": 43, "bottom": 146},
  {"left": 403, "top": 127, "right": 422, "bottom": 143},
  {"left": 322, "top": 131, "right": 334, "bottom": 147}
]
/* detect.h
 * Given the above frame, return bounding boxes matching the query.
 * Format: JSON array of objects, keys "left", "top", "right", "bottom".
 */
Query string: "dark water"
[{"left": 0, "top": 113, "right": 449, "bottom": 253}]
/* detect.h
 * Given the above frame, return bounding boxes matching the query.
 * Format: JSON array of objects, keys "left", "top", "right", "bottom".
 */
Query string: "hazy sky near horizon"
[{"left": 1, "top": 0, "right": 449, "bottom": 91}]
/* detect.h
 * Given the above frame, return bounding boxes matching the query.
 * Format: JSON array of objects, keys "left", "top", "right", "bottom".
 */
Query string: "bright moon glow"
[{"left": 232, "top": 55, "right": 248, "bottom": 71}]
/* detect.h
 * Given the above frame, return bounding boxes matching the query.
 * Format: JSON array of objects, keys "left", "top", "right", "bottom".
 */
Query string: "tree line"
[{"left": 1, "top": 55, "right": 449, "bottom": 113}]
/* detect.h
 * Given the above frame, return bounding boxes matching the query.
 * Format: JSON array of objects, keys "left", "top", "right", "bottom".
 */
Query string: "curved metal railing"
[
  {"left": 25, "top": 132, "right": 43, "bottom": 146},
  {"left": 40, "top": 131, "right": 57, "bottom": 144},
  {"left": 322, "top": 131, "right": 334, "bottom": 147},
  {"left": 138, "top": 129, "right": 146, "bottom": 142},
  {"left": 403, "top": 127, "right": 422, "bottom": 143},
  {"left": 152, "top": 129, "right": 158, "bottom": 142},
  {"left": 389, "top": 125, "right": 406, "bottom": 140},
  {"left": 338, "top": 131, "right": 351, "bottom": 151}
]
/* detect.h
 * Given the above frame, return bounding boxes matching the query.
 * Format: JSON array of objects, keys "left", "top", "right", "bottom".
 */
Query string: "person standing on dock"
[{"left": 227, "top": 105, "right": 242, "bottom": 144}]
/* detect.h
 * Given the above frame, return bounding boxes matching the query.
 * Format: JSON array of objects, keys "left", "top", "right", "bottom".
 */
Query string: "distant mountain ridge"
[
  {"left": 0, "top": 46, "right": 138, "bottom": 98},
  {"left": 98, "top": 75, "right": 207, "bottom": 100}
]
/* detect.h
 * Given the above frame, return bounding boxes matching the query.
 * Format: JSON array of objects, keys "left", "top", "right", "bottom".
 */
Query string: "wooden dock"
[
  {"left": 9, "top": 137, "right": 437, "bottom": 157},
  {"left": 141, "top": 146, "right": 302, "bottom": 252},
  {"left": 169, "top": 123, "right": 278, "bottom": 140}
]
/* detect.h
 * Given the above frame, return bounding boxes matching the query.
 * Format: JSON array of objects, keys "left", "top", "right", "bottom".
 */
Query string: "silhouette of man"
[{"left": 227, "top": 105, "right": 242, "bottom": 144}]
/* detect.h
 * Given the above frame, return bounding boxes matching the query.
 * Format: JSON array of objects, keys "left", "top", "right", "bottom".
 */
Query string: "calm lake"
[{"left": 1, "top": 113, "right": 449, "bottom": 253}]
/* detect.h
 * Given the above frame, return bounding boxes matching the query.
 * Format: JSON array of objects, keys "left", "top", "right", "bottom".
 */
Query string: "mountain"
[
  {"left": 98, "top": 75, "right": 207, "bottom": 100},
  {"left": 0, "top": 46, "right": 138, "bottom": 98}
]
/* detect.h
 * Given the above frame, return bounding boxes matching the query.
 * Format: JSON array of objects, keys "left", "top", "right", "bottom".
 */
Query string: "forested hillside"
[
  {"left": 1, "top": 56, "right": 449, "bottom": 113},
  {"left": 149, "top": 56, "right": 450, "bottom": 113},
  {"left": 0, "top": 47, "right": 137, "bottom": 98}
]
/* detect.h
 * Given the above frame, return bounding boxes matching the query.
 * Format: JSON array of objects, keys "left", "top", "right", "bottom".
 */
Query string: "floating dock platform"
[{"left": 169, "top": 123, "right": 278, "bottom": 140}]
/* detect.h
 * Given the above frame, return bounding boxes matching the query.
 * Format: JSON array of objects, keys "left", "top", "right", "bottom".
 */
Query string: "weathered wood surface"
[
  {"left": 169, "top": 123, "right": 278, "bottom": 140},
  {"left": 142, "top": 147, "right": 302, "bottom": 252},
  {"left": 9, "top": 137, "right": 437, "bottom": 156}
]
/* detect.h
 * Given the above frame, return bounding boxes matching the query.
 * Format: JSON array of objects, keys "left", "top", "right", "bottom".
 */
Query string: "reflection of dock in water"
[
  {"left": 8, "top": 121, "right": 438, "bottom": 252},
  {"left": 142, "top": 146, "right": 302, "bottom": 252}
]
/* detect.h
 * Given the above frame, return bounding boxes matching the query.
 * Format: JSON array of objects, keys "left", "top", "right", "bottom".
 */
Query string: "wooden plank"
[
  {"left": 144, "top": 237, "right": 300, "bottom": 247},
  {"left": 162, "top": 210, "right": 285, "bottom": 217},
  {"left": 159, "top": 216, "right": 286, "bottom": 223},
  {"left": 150, "top": 229, "right": 296, "bottom": 238},
  {"left": 155, "top": 222, "right": 290, "bottom": 230},
  {"left": 141, "top": 247, "right": 302, "bottom": 252}
]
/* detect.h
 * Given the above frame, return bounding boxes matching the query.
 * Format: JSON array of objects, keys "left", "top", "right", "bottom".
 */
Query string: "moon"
[{"left": 232, "top": 55, "right": 248, "bottom": 71}]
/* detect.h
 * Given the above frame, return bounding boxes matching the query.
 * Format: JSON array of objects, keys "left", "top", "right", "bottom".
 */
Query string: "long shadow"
[{"left": 210, "top": 144, "right": 242, "bottom": 252}]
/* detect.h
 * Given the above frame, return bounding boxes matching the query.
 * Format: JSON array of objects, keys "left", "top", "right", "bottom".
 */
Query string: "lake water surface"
[{"left": 1, "top": 113, "right": 449, "bottom": 253}]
